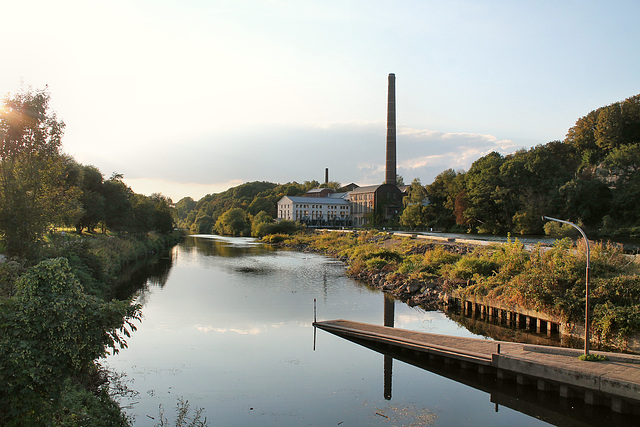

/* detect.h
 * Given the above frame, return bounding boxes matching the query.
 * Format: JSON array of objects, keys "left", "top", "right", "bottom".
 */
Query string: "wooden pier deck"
[{"left": 313, "top": 319, "right": 640, "bottom": 414}]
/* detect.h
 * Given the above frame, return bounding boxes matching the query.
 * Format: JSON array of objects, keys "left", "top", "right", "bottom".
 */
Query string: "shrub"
[
  {"left": 422, "top": 246, "right": 461, "bottom": 274},
  {"left": 578, "top": 354, "right": 608, "bottom": 362},
  {"left": 261, "top": 233, "right": 289, "bottom": 244},
  {"left": 443, "top": 257, "right": 500, "bottom": 280},
  {"left": 365, "top": 257, "right": 389, "bottom": 271}
]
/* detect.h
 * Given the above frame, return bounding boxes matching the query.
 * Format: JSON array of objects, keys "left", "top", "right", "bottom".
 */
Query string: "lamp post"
[{"left": 542, "top": 216, "right": 591, "bottom": 356}]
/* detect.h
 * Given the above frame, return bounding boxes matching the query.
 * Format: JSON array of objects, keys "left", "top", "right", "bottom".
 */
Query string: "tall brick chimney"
[
  {"left": 385, "top": 73, "right": 396, "bottom": 185},
  {"left": 325, "top": 168, "right": 328, "bottom": 184}
]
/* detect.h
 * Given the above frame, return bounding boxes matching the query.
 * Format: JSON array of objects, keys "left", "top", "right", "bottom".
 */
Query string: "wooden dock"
[{"left": 313, "top": 319, "right": 640, "bottom": 415}]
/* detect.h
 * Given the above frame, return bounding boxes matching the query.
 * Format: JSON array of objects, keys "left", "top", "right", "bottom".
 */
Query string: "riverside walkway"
[{"left": 313, "top": 319, "right": 640, "bottom": 415}]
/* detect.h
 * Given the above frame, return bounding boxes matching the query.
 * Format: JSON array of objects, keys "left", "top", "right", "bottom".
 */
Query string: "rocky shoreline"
[{"left": 279, "top": 240, "right": 472, "bottom": 311}]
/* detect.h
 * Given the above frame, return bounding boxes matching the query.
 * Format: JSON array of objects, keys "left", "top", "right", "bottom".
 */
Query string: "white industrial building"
[{"left": 277, "top": 195, "right": 351, "bottom": 226}]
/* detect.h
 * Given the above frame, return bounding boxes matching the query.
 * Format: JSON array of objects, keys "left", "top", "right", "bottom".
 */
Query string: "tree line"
[
  {"left": 400, "top": 94, "right": 640, "bottom": 237},
  {"left": 173, "top": 180, "right": 339, "bottom": 237},
  {"left": 0, "top": 87, "right": 174, "bottom": 259}
]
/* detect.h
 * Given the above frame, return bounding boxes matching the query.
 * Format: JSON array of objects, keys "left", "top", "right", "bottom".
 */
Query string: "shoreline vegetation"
[
  {"left": 0, "top": 230, "right": 183, "bottom": 426},
  {"left": 0, "top": 87, "right": 187, "bottom": 425},
  {"left": 266, "top": 229, "right": 640, "bottom": 353}
]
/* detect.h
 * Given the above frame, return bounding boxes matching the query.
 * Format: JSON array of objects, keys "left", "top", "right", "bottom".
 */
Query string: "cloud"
[
  {"left": 195, "top": 325, "right": 262, "bottom": 335},
  {"left": 396, "top": 126, "right": 520, "bottom": 182}
]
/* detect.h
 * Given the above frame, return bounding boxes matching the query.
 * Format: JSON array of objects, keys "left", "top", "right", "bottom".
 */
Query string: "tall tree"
[
  {"left": 0, "top": 87, "right": 67, "bottom": 258},
  {"left": 74, "top": 164, "right": 106, "bottom": 233},
  {"left": 463, "top": 152, "right": 506, "bottom": 233},
  {"left": 215, "top": 208, "right": 250, "bottom": 236},
  {"left": 399, "top": 178, "right": 428, "bottom": 229}
]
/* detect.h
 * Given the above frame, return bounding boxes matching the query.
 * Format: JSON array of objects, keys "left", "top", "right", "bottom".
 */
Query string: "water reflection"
[
  {"left": 113, "top": 248, "right": 175, "bottom": 300},
  {"left": 383, "top": 294, "right": 394, "bottom": 400},
  {"left": 185, "top": 234, "right": 273, "bottom": 258},
  {"left": 445, "top": 308, "right": 585, "bottom": 349},
  {"left": 110, "top": 235, "right": 622, "bottom": 425}
]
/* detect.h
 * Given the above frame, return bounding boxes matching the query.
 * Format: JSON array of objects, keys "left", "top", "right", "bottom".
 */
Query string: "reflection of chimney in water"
[
  {"left": 325, "top": 168, "right": 328, "bottom": 185},
  {"left": 385, "top": 73, "right": 396, "bottom": 185},
  {"left": 383, "top": 295, "right": 394, "bottom": 400}
]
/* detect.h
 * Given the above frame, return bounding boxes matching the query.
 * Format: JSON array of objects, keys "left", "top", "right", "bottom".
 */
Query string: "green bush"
[
  {"left": 365, "top": 257, "right": 389, "bottom": 271},
  {"left": 0, "top": 258, "right": 140, "bottom": 425},
  {"left": 443, "top": 257, "right": 500, "bottom": 280},
  {"left": 261, "top": 233, "right": 290, "bottom": 244},
  {"left": 578, "top": 353, "right": 608, "bottom": 362}
]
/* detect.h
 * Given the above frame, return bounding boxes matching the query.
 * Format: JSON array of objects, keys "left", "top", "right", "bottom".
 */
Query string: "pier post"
[
  {"left": 612, "top": 397, "right": 629, "bottom": 414},
  {"left": 584, "top": 390, "right": 602, "bottom": 406},
  {"left": 517, "top": 374, "right": 531, "bottom": 385},
  {"left": 536, "top": 318, "right": 542, "bottom": 334},
  {"left": 537, "top": 379, "right": 550, "bottom": 391},
  {"left": 559, "top": 385, "right": 574, "bottom": 398}
]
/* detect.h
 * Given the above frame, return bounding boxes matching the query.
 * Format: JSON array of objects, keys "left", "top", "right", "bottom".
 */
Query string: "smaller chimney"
[{"left": 325, "top": 168, "right": 329, "bottom": 184}]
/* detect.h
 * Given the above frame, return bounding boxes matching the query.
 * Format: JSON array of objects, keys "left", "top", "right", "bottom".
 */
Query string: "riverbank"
[
  {"left": 270, "top": 229, "right": 640, "bottom": 353},
  {"left": 0, "top": 230, "right": 183, "bottom": 426}
]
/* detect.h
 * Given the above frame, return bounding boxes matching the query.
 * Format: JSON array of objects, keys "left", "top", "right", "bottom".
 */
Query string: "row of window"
[{"left": 351, "top": 193, "right": 374, "bottom": 201}]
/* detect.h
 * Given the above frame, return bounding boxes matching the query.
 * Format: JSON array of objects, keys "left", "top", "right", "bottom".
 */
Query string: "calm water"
[{"left": 105, "top": 235, "right": 624, "bottom": 426}]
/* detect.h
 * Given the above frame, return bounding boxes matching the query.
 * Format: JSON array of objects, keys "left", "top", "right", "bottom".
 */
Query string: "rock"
[{"left": 406, "top": 282, "right": 420, "bottom": 294}]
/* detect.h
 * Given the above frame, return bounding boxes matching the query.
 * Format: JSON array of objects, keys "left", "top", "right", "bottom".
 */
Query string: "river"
[{"left": 106, "top": 235, "right": 628, "bottom": 426}]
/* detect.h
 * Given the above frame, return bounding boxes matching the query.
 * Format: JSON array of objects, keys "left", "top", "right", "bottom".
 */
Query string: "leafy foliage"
[
  {"left": 0, "top": 258, "right": 140, "bottom": 424},
  {"left": 578, "top": 353, "right": 608, "bottom": 362},
  {"left": 214, "top": 208, "right": 250, "bottom": 236},
  {"left": 0, "top": 87, "right": 69, "bottom": 258}
]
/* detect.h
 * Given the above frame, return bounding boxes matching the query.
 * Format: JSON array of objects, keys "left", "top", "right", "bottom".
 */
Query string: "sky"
[{"left": 2, "top": 0, "right": 639, "bottom": 202}]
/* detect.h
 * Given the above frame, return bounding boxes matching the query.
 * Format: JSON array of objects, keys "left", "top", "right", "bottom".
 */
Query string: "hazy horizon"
[{"left": 3, "top": 1, "right": 639, "bottom": 201}]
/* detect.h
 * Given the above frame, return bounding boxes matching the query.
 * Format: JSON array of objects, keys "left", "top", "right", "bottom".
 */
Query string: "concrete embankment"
[{"left": 314, "top": 319, "right": 640, "bottom": 415}]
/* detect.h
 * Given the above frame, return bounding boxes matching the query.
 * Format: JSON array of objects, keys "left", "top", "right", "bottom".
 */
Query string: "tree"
[
  {"left": 174, "top": 197, "right": 196, "bottom": 227},
  {"left": 424, "top": 169, "right": 461, "bottom": 230},
  {"left": 559, "top": 177, "right": 611, "bottom": 227},
  {"left": 74, "top": 164, "right": 106, "bottom": 234},
  {"left": 0, "top": 87, "right": 67, "bottom": 258},
  {"left": 215, "top": 208, "right": 250, "bottom": 236},
  {"left": 599, "top": 143, "right": 640, "bottom": 228},
  {"left": 463, "top": 152, "right": 506, "bottom": 233},
  {"left": 399, "top": 178, "right": 428, "bottom": 229},
  {"left": 149, "top": 193, "right": 174, "bottom": 234},
  {"left": 251, "top": 211, "right": 272, "bottom": 237},
  {"left": 101, "top": 176, "right": 133, "bottom": 233}
]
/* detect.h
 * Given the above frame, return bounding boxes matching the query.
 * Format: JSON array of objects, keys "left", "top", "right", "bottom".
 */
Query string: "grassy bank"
[
  {"left": 0, "top": 231, "right": 182, "bottom": 426},
  {"left": 275, "top": 230, "right": 640, "bottom": 350}
]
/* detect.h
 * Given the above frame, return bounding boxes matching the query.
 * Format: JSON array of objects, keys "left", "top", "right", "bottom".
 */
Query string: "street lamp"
[{"left": 542, "top": 216, "right": 591, "bottom": 356}]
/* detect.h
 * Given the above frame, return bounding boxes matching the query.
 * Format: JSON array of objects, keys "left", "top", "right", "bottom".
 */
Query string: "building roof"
[
  {"left": 327, "top": 192, "right": 349, "bottom": 199},
  {"left": 348, "top": 183, "right": 405, "bottom": 195},
  {"left": 306, "top": 188, "right": 334, "bottom": 194},
  {"left": 348, "top": 184, "right": 388, "bottom": 194},
  {"left": 278, "top": 196, "right": 350, "bottom": 205}
]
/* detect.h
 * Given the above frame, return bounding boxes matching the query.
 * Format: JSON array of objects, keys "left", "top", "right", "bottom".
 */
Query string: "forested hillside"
[
  {"left": 174, "top": 180, "right": 337, "bottom": 234},
  {"left": 403, "top": 93, "right": 640, "bottom": 236}
]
